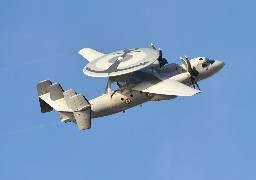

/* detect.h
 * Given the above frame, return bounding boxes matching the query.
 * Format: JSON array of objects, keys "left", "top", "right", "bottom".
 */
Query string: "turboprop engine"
[{"left": 147, "top": 43, "right": 168, "bottom": 70}]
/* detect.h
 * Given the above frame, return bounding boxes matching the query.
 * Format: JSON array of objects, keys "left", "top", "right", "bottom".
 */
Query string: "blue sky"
[{"left": 0, "top": 0, "right": 255, "bottom": 179}]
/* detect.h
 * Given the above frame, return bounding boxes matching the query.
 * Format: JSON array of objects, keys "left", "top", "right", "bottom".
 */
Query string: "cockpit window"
[
  {"left": 200, "top": 58, "right": 215, "bottom": 68},
  {"left": 200, "top": 58, "right": 215, "bottom": 64},
  {"left": 206, "top": 59, "right": 215, "bottom": 64}
]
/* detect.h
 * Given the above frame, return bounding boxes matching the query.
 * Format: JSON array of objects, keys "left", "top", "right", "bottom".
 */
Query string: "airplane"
[{"left": 37, "top": 44, "right": 225, "bottom": 130}]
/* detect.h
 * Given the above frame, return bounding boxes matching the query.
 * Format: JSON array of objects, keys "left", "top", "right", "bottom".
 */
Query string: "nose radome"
[
  {"left": 214, "top": 60, "right": 225, "bottom": 73},
  {"left": 217, "top": 60, "right": 225, "bottom": 69}
]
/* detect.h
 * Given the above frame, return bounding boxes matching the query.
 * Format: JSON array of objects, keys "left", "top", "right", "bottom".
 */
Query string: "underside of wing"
[
  {"left": 78, "top": 48, "right": 105, "bottom": 62},
  {"left": 132, "top": 78, "right": 201, "bottom": 96}
]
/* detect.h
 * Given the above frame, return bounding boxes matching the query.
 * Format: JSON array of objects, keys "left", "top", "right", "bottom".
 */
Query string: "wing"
[
  {"left": 132, "top": 78, "right": 201, "bottom": 96},
  {"left": 78, "top": 48, "right": 105, "bottom": 62}
]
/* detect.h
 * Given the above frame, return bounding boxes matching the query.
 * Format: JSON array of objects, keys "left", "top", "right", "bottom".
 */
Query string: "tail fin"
[{"left": 37, "top": 80, "right": 91, "bottom": 130}]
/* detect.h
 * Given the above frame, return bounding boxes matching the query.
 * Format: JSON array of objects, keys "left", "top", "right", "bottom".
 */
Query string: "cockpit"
[{"left": 199, "top": 57, "right": 215, "bottom": 68}]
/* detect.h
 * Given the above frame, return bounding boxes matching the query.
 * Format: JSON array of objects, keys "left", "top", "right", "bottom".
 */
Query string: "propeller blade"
[
  {"left": 185, "top": 55, "right": 192, "bottom": 73},
  {"left": 158, "top": 48, "right": 163, "bottom": 60},
  {"left": 151, "top": 43, "right": 157, "bottom": 50},
  {"left": 191, "top": 79, "right": 196, "bottom": 89},
  {"left": 157, "top": 48, "right": 168, "bottom": 68},
  {"left": 180, "top": 57, "right": 188, "bottom": 71},
  {"left": 191, "top": 76, "right": 201, "bottom": 90},
  {"left": 195, "top": 81, "right": 201, "bottom": 91}
]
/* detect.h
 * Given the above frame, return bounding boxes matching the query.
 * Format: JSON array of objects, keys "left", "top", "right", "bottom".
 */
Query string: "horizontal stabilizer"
[
  {"left": 133, "top": 78, "right": 201, "bottom": 96},
  {"left": 37, "top": 80, "right": 91, "bottom": 130},
  {"left": 78, "top": 48, "right": 105, "bottom": 62}
]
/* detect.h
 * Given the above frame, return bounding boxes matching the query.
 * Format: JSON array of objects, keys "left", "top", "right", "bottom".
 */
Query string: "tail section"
[{"left": 37, "top": 80, "right": 91, "bottom": 130}]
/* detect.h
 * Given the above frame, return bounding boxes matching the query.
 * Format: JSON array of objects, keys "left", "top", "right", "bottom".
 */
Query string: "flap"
[
  {"left": 78, "top": 48, "right": 105, "bottom": 62},
  {"left": 133, "top": 78, "right": 201, "bottom": 96}
]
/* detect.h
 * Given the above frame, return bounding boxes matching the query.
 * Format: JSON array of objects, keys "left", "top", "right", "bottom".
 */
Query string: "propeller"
[
  {"left": 151, "top": 43, "right": 157, "bottom": 50},
  {"left": 158, "top": 48, "right": 168, "bottom": 68},
  {"left": 180, "top": 55, "right": 201, "bottom": 90},
  {"left": 150, "top": 43, "right": 168, "bottom": 68}
]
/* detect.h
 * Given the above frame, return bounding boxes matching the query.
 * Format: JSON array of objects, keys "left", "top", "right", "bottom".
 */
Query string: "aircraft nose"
[{"left": 213, "top": 60, "right": 225, "bottom": 73}]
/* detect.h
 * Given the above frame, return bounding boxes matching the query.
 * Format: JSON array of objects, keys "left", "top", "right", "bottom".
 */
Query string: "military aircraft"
[{"left": 37, "top": 44, "right": 225, "bottom": 130}]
